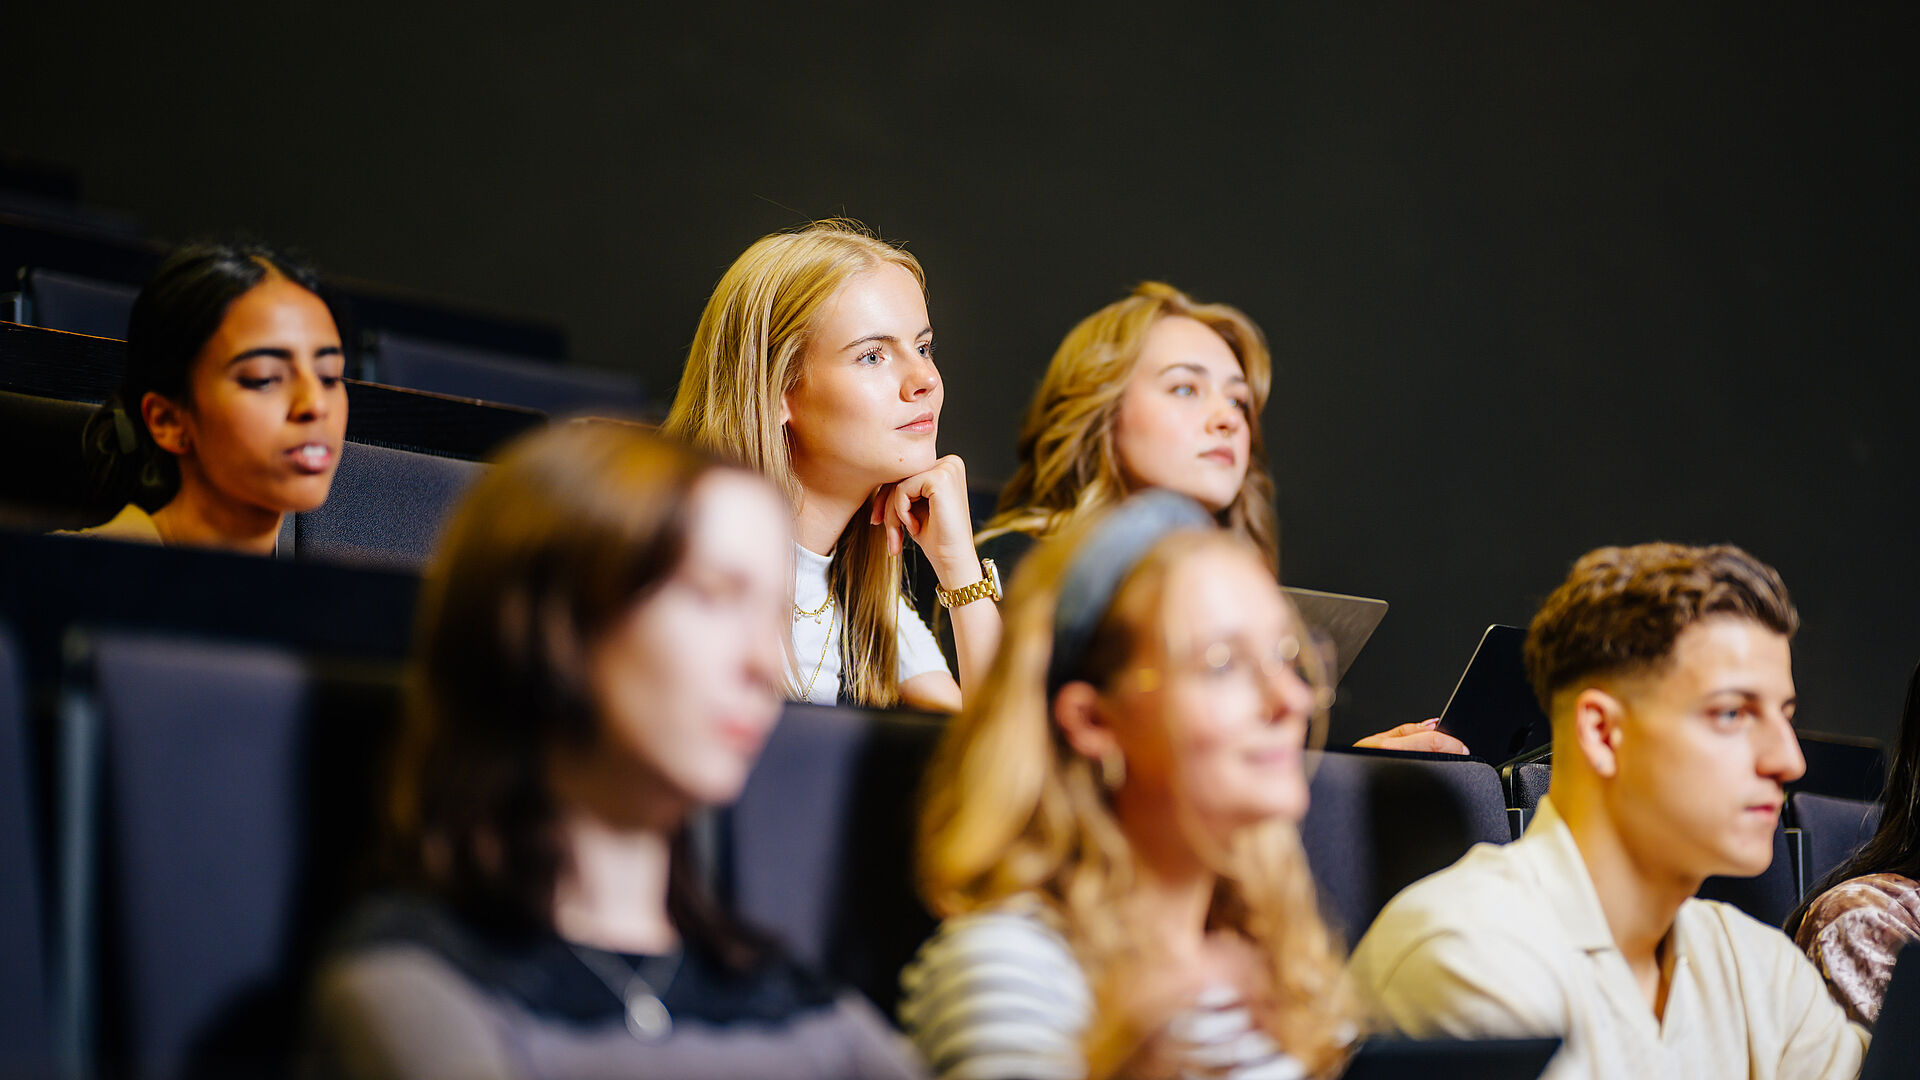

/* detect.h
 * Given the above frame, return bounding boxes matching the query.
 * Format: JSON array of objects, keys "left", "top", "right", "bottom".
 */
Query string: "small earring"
[{"left": 1098, "top": 749, "right": 1126, "bottom": 792}]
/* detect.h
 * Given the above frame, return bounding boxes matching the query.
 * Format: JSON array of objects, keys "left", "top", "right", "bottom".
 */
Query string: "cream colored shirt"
[{"left": 1349, "top": 797, "right": 1867, "bottom": 1080}]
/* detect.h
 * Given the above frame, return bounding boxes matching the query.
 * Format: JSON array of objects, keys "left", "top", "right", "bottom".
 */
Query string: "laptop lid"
[
  {"left": 1437, "top": 624, "right": 1552, "bottom": 764},
  {"left": 1861, "top": 940, "right": 1920, "bottom": 1080},
  {"left": 1284, "top": 587, "right": 1388, "bottom": 686},
  {"left": 1339, "top": 1036, "right": 1560, "bottom": 1080}
]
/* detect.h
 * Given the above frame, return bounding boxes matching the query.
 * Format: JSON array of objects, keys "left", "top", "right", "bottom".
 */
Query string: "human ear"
[
  {"left": 140, "top": 391, "right": 191, "bottom": 456},
  {"left": 1052, "top": 680, "right": 1118, "bottom": 765},
  {"left": 1571, "top": 687, "right": 1625, "bottom": 779}
]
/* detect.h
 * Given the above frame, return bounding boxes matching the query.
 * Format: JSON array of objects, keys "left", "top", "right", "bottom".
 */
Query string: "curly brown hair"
[{"left": 1523, "top": 542, "right": 1799, "bottom": 715}]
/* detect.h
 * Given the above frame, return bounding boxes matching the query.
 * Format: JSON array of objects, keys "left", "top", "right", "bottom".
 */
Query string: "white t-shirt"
[{"left": 792, "top": 543, "right": 950, "bottom": 706}]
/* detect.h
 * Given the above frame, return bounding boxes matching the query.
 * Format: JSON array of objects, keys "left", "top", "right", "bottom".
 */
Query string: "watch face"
[{"left": 983, "top": 558, "right": 1002, "bottom": 598}]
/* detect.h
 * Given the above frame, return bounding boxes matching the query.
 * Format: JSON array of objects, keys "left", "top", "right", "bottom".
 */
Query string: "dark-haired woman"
[
  {"left": 70, "top": 241, "right": 345, "bottom": 553},
  {"left": 305, "top": 423, "right": 924, "bottom": 1079},
  {"left": 1789, "top": 665, "right": 1920, "bottom": 1027}
]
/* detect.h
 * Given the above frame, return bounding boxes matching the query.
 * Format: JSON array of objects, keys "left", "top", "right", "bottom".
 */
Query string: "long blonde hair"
[
  {"left": 981, "top": 282, "right": 1280, "bottom": 569},
  {"left": 918, "top": 513, "right": 1352, "bottom": 1077},
  {"left": 663, "top": 219, "right": 926, "bottom": 707}
]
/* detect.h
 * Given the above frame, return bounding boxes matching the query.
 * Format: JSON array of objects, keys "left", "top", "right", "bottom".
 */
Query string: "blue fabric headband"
[{"left": 1045, "top": 489, "right": 1216, "bottom": 697}]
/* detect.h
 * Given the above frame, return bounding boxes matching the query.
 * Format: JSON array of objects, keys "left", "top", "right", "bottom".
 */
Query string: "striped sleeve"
[{"left": 899, "top": 906, "right": 1092, "bottom": 1080}]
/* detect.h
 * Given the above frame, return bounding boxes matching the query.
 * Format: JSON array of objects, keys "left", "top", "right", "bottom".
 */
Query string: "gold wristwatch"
[{"left": 937, "top": 558, "right": 1002, "bottom": 608}]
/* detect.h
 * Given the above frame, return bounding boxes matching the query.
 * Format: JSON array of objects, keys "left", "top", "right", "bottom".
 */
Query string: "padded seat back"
[
  {"left": 1793, "top": 732, "right": 1889, "bottom": 802},
  {"left": 1793, "top": 792, "right": 1884, "bottom": 897},
  {"left": 719, "top": 703, "right": 943, "bottom": 1018},
  {"left": 0, "top": 388, "right": 111, "bottom": 529},
  {"left": 367, "top": 332, "right": 642, "bottom": 418},
  {"left": 70, "top": 633, "right": 402, "bottom": 1080},
  {"left": 1510, "top": 760, "right": 1552, "bottom": 832},
  {"left": 0, "top": 622, "right": 51, "bottom": 1076},
  {"left": 291, "top": 441, "right": 485, "bottom": 570},
  {"left": 1300, "top": 750, "right": 1512, "bottom": 943},
  {"left": 20, "top": 267, "right": 138, "bottom": 339}
]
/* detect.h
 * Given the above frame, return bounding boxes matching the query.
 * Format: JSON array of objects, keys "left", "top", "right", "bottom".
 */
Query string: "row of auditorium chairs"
[
  {"left": 0, "top": 566, "right": 1887, "bottom": 1078},
  {"left": 1, "top": 212, "right": 567, "bottom": 359},
  {"left": 1, "top": 213, "right": 648, "bottom": 417}
]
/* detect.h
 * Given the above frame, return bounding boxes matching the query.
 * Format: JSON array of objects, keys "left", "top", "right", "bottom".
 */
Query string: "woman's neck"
[
  {"left": 1117, "top": 799, "right": 1219, "bottom": 954},
  {"left": 549, "top": 805, "right": 682, "bottom": 955},
  {"left": 152, "top": 471, "right": 283, "bottom": 555},
  {"left": 792, "top": 484, "right": 867, "bottom": 557},
  {"left": 546, "top": 751, "right": 688, "bottom": 954}
]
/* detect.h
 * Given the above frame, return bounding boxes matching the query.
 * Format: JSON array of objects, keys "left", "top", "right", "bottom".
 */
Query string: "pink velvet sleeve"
[{"left": 1796, "top": 873, "right": 1920, "bottom": 1027}]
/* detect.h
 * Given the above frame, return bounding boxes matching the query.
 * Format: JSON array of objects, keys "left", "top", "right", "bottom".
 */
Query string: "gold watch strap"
[{"left": 938, "top": 558, "right": 1002, "bottom": 608}]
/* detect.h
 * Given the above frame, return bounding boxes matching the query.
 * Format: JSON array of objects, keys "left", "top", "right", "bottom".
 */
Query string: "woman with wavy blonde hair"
[
  {"left": 902, "top": 490, "right": 1356, "bottom": 1080},
  {"left": 978, "top": 282, "right": 1462, "bottom": 755},
  {"left": 979, "top": 281, "right": 1277, "bottom": 568},
  {"left": 664, "top": 220, "right": 1000, "bottom": 711}
]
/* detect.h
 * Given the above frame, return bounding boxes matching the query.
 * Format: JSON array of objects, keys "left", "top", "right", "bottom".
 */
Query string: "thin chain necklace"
[
  {"left": 797, "top": 598, "right": 836, "bottom": 701},
  {"left": 794, "top": 593, "right": 834, "bottom": 621},
  {"left": 568, "top": 942, "right": 682, "bottom": 1042}
]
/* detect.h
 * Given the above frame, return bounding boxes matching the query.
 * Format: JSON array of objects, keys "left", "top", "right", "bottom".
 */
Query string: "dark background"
[{"left": 11, "top": 2, "right": 1917, "bottom": 745}]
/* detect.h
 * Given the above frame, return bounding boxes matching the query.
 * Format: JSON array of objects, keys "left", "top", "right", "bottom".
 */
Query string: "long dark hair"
[
  {"left": 82, "top": 240, "right": 330, "bottom": 511},
  {"left": 1786, "top": 662, "right": 1920, "bottom": 934},
  {"left": 389, "top": 421, "right": 771, "bottom": 968}
]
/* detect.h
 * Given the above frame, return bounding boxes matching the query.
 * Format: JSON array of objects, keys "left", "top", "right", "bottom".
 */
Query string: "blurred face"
[
  {"left": 1110, "top": 316, "right": 1251, "bottom": 513},
  {"left": 155, "top": 274, "right": 348, "bottom": 513},
  {"left": 1603, "top": 616, "right": 1805, "bottom": 880},
  {"left": 1105, "top": 543, "right": 1316, "bottom": 844},
  {"left": 781, "top": 262, "right": 941, "bottom": 498},
  {"left": 585, "top": 471, "right": 791, "bottom": 810}
]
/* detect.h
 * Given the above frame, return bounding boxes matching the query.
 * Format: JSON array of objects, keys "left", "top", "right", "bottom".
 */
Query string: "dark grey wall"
[{"left": 14, "top": 2, "right": 1918, "bottom": 746}]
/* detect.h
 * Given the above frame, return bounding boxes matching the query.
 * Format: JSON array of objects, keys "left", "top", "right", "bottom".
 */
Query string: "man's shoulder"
[
  {"left": 1364, "top": 841, "right": 1554, "bottom": 942},
  {"left": 1678, "top": 894, "right": 1826, "bottom": 971},
  {"left": 1351, "top": 838, "right": 1572, "bottom": 995}
]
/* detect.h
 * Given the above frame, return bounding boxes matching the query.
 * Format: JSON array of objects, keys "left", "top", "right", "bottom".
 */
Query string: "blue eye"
[
  {"left": 1170, "top": 383, "right": 1197, "bottom": 397},
  {"left": 857, "top": 349, "right": 883, "bottom": 365},
  {"left": 918, "top": 341, "right": 935, "bottom": 359}
]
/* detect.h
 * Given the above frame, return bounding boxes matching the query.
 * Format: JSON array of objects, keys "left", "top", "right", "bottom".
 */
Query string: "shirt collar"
[{"left": 1515, "top": 795, "right": 1620, "bottom": 954}]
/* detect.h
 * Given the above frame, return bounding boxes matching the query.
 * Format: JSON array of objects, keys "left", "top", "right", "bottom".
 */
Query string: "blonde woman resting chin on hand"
[
  {"left": 977, "top": 281, "right": 1464, "bottom": 755},
  {"left": 903, "top": 491, "right": 1357, "bottom": 1080},
  {"left": 665, "top": 219, "right": 999, "bottom": 713}
]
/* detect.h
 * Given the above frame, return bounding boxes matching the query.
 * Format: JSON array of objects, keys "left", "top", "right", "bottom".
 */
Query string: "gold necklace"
[
  {"left": 797, "top": 599, "right": 836, "bottom": 701},
  {"left": 793, "top": 593, "right": 834, "bottom": 622}
]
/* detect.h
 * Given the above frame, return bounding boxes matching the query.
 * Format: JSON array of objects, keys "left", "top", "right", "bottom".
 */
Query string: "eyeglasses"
[{"left": 1125, "top": 631, "right": 1335, "bottom": 709}]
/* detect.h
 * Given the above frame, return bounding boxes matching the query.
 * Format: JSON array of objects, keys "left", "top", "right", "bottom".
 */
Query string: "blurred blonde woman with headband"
[
  {"left": 978, "top": 282, "right": 1462, "bottom": 754},
  {"left": 902, "top": 490, "right": 1356, "bottom": 1080},
  {"left": 664, "top": 220, "right": 1000, "bottom": 712}
]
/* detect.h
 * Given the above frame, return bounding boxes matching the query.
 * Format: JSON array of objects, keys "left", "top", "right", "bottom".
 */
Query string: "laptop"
[
  {"left": 1436, "top": 624, "right": 1552, "bottom": 764},
  {"left": 1339, "top": 1036, "right": 1560, "bottom": 1079},
  {"left": 1862, "top": 940, "right": 1920, "bottom": 1080},
  {"left": 1284, "top": 587, "right": 1389, "bottom": 686}
]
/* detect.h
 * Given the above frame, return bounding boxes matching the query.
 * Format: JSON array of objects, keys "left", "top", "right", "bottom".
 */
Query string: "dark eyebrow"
[
  {"left": 842, "top": 326, "right": 934, "bottom": 352},
  {"left": 228, "top": 347, "right": 291, "bottom": 367},
  {"left": 226, "top": 344, "right": 342, "bottom": 367}
]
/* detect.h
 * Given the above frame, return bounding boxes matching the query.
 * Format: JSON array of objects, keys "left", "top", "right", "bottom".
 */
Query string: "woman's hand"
[
  {"left": 1354, "top": 718, "right": 1469, "bottom": 755},
  {"left": 1091, "top": 932, "right": 1269, "bottom": 1080},
  {"left": 870, "top": 454, "right": 1000, "bottom": 702},
  {"left": 870, "top": 454, "right": 980, "bottom": 586}
]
